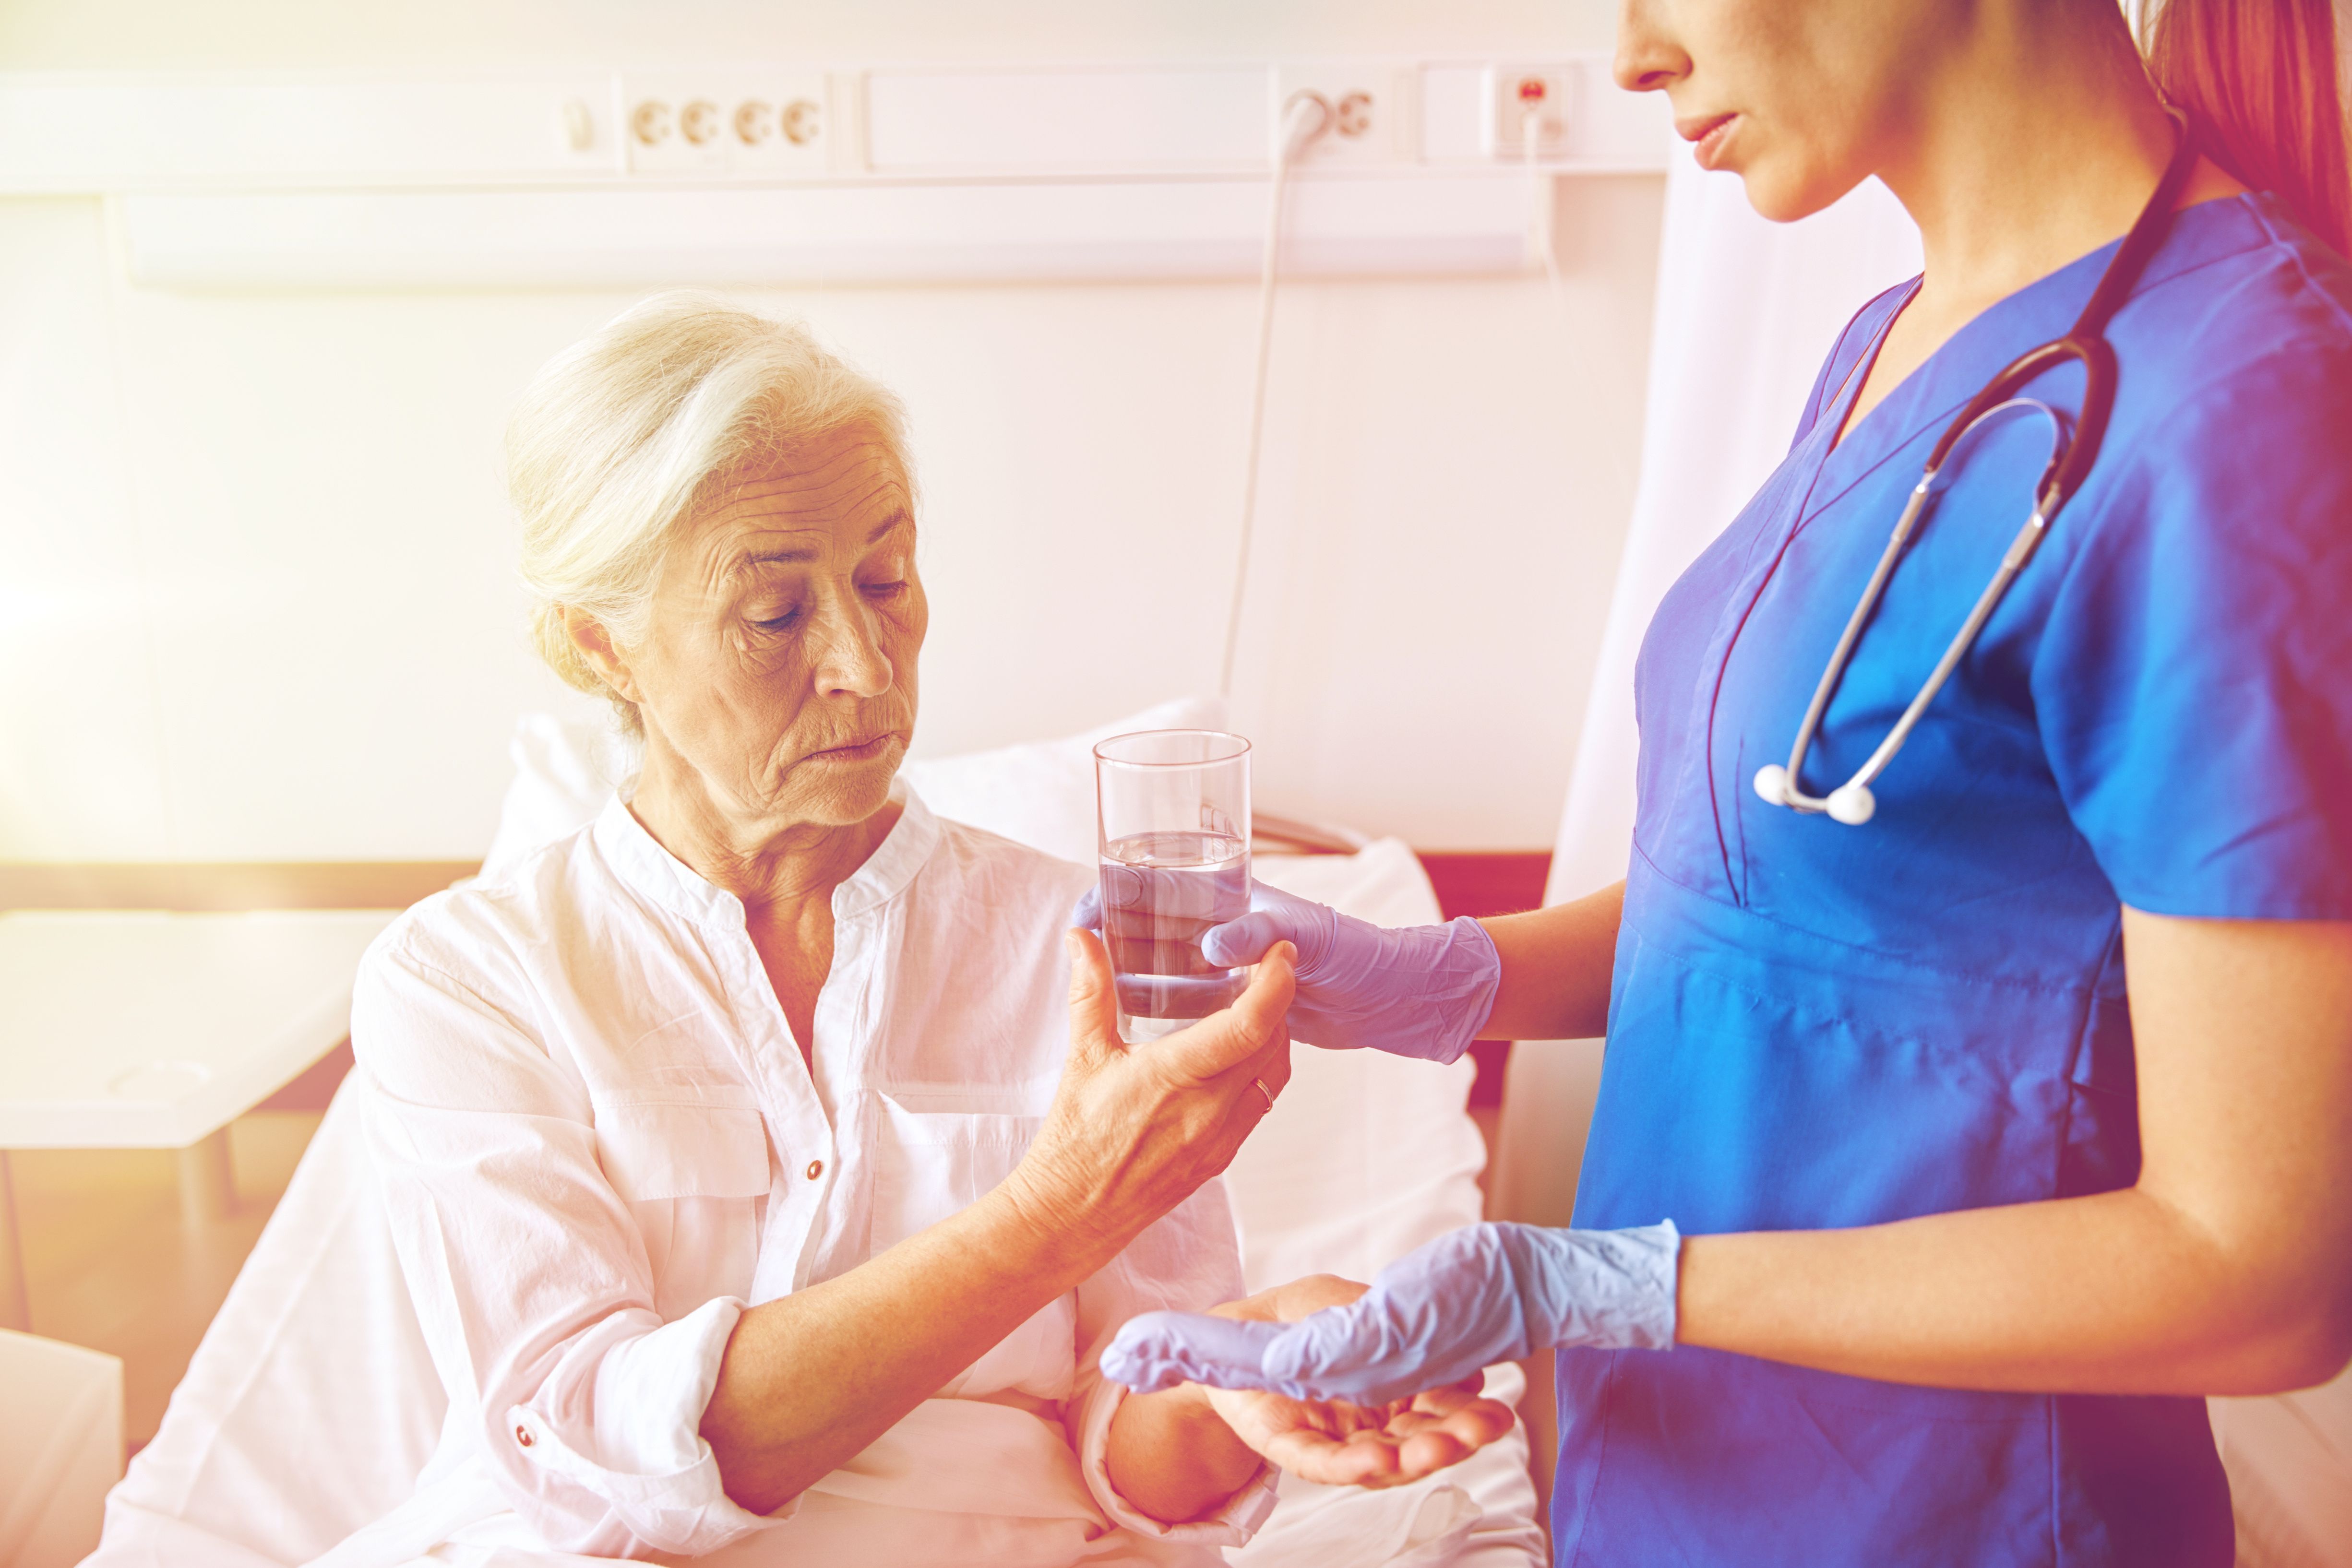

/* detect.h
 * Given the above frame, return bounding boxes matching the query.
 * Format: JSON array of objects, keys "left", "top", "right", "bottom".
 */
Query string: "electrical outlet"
[
  {"left": 1273, "top": 66, "right": 1402, "bottom": 164},
  {"left": 731, "top": 78, "right": 827, "bottom": 174},
  {"left": 622, "top": 72, "right": 828, "bottom": 176},
  {"left": 1484, "top": 64, "right": 1576, "bottom": 159}
]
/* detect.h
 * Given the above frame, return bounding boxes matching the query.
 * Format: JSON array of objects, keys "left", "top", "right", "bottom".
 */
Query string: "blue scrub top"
[{"left": 1562, "top": 193, "right": 2352, "bottom": 1567}]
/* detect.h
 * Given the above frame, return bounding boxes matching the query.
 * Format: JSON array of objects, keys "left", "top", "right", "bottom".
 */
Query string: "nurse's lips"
[{"left": 1677, "top": 112, "right": 1739, "bottom": 170}]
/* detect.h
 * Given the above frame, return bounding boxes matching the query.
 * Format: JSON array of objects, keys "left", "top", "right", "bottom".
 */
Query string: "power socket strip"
[{"left": 622, "top": 72, "right": 828, "bottom": 176}]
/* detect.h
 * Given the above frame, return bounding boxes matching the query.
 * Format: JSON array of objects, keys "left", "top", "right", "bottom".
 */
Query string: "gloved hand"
[
  {"left": 1099, "top": 1220, "right": 1681, "bottom": 1407},
  {"left": 1071, "top": 878, "right": 1502, "bottom": 1063}
]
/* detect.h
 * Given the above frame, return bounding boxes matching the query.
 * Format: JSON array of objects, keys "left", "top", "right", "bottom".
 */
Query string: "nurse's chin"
[{"left": 1737, "top": 163, "right": 1876, "bottom": 228}]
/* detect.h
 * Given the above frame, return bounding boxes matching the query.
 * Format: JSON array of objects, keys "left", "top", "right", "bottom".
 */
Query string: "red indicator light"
[{"left": 1517, "top": 78, "right": 1548, "bottom": 103}]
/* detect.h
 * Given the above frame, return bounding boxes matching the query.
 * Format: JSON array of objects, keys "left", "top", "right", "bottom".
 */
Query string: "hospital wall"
[{"left": 0, "top": 0, "right": 1660, "bottom": 861}]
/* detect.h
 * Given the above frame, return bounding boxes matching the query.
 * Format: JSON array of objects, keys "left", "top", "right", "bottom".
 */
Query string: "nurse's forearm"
[
  {"left": 1477, "top": 879, "right": 1624, "bottom": 1041},
  {"left": 1675, "top": 1188, "right": 2349, "bottom": 1395},
  {"left": 701, "top": 1183, "right": 1113, "bottom": 1515}
]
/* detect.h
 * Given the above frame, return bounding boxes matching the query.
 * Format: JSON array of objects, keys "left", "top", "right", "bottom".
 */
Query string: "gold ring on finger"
[{"left": 1251, "top": 1075, "right": 1277, "bottom": 1113}]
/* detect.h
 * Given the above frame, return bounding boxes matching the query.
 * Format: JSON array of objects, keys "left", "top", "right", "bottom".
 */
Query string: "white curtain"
[{"left": 1487, "top": 159, "right": 1921, "bottom": 1227}]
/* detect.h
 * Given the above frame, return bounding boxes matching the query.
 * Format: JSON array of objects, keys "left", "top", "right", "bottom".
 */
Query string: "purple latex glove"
[
  {"left": 1100, "top": 1221, "right": 1681, "bottom": 1407},
  {"left": 1072, "top": 877, "right": 1501, "bottom": 1062}
]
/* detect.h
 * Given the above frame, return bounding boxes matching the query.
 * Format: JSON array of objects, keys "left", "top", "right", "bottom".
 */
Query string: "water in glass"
[{"left": 1098, "top": 828, "right": 1249, "bottom": 1042}]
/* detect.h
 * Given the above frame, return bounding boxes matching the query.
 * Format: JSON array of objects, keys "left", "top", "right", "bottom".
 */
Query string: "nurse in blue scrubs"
[{"left": 1098, "top": 1, "right": 2352, "bottom": 1561}]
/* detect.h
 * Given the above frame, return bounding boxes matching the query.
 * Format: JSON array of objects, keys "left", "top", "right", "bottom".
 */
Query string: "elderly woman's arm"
[
  {"left": 699, "top": 931, "right": 1297, "bottom": 1515},
  {"left": 700, "top": 1183, "right": 1162, "bottom": 1511}
]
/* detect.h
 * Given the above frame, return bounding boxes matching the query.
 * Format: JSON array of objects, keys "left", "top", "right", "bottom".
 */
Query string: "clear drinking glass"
[{"left": 1093, "top": 729, "right": 1253, "bottom": 1045}]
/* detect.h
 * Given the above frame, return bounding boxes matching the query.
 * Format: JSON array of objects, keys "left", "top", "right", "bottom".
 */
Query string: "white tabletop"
[{"left": 0, "top": 909, "right": 398, "bottom": 1148}]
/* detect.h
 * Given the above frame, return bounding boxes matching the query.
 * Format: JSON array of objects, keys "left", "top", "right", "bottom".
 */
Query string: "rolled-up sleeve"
[
  {"left": 354, "top": 936, "right": 782, "bottom": 1560},
  {"left": 1068, "top": 1177, "right": 1279, "bottom": 1547}
]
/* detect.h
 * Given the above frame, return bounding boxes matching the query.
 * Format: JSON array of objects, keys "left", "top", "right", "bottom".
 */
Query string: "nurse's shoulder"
[
  {"left": 2129, "top": 192, "right": 2352, "bottom": 410},
  {"left": 2032, "top": 193, "right": 2352, "bottom": 924}
]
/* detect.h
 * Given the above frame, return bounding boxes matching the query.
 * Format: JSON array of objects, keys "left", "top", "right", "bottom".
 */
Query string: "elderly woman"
[{"left": 337, "top": 294, "right": 1509, "bottom": 1568}]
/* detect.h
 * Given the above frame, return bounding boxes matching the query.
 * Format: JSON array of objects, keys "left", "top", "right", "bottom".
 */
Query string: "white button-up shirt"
[{"left": 343, "top": 786, "right": 1273, "bottom": 1566}]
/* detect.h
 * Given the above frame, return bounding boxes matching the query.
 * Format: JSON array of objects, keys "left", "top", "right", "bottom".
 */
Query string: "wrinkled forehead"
[{"left": 676, "top": 425, "right": 915, "bottom": 577}]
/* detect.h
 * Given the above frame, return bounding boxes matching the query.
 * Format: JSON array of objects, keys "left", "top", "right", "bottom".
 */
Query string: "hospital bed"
[{"left": 77, "top": 700, "right": 1547, "bottom": 1568}]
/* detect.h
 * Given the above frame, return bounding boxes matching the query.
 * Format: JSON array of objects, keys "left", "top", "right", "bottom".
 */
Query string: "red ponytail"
[{"left": 2141, "top": 0, "right": 2352, "bottom": 255}]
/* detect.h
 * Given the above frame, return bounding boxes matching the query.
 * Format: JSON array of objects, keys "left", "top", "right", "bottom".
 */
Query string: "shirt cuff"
[
  {"left": 505, "top": 1296, "right": 790, "bottom": 1555},
  {"left": 1074, "top": 1378, "right": 1281, "bottom": 1546}
]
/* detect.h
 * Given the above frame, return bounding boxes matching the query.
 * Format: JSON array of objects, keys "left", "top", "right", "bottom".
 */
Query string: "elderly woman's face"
[{"left": 625, "top": 425, "right": 925, "bottom": 831}]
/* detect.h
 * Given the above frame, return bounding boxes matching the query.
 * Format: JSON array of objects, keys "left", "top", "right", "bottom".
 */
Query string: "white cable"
[
  {"left": 1218, "top": 91, "right": 1331, "bottom": 701},
  {"left": 1524, "top": 100, "right": 1566, "bottom": 302}
]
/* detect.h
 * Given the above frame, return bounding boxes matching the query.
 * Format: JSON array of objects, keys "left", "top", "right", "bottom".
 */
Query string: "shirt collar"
[
  {"left": 592, "top": 780, "right": 941, "bottom": 930},
  {"left": 834, "top": 783, "right": 940, "bottom": 922}
]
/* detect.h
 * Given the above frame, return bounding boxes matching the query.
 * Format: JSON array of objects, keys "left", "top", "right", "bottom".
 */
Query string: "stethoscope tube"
[
  {"left": 1755, "top": 400, "right": 2067, "bottom": 824},
  {"left": 1755, "top": 111, "right": 2198, "bottom": 827}
]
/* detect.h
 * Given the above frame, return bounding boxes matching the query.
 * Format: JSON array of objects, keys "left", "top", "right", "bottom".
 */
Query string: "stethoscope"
[{"left": 1755, "top": 111, "right": 2201, "bottom": 826}]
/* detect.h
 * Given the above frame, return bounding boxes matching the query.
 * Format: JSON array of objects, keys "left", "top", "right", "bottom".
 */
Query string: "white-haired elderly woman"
[{"left": 339, "top": 294, "right": 1510, "bottom": 1568}]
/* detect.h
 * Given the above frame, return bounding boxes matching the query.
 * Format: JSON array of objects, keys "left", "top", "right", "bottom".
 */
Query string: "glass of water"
[{"left": 1093, "top": 729, "right": 1252, "bottom": 1045}]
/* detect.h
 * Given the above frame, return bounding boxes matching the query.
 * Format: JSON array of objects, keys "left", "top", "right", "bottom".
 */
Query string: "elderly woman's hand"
[
  {"left": 1193, "top": 1275, "right": 1519, "bottom": 1490},
  {"left": 1003, "top": 929, "right": 1296, "bottom": 1259}
]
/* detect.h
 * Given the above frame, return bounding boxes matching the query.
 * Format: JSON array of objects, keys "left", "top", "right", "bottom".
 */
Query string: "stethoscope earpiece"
[{"left": 1753, "top": 764, "right": 1791, "bottom": 807}]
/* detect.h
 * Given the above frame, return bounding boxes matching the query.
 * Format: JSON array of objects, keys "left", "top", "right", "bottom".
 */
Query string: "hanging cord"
[
  {"left": 1218, "top": 90, "right": 1334, "bottom": 701},
  {"left": 1524, "top": 98, "right": 1566, "bottom": 301}
]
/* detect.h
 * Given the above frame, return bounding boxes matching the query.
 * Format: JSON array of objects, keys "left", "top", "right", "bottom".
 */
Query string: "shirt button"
[
  {"left": 514, "top": 1425, "right": 534, "bottom": 1448},
  {"left": 806, "top": 1159, "right": 824, "bottom": 1181}
]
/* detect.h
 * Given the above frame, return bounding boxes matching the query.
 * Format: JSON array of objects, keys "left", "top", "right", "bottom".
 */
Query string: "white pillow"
[
  {"left": 476, "top": 711, "right": 636, "bottom": 884},
  {"left": 1229, "top": 843, "right": 1488, "bottom": 1290},
  {"left": 1225, "top": 849, "right": 1536, "bottom": 1568}
]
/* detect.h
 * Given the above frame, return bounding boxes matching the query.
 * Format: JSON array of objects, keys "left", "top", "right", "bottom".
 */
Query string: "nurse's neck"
[{"left": 1836, "top": 4, "right": 2244, "bottom": 444}]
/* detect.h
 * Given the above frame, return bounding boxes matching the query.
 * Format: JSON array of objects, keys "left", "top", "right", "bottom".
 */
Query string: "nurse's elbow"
[
  {"left": 2262, "top": 1301, "right": 2352, "bottom": 1393},
  {"left": 2215, "top": 1274, "right": 2352, "bottom": 1395},
  {"left": 2229, "top": 1322, "right": 2352, "bottom": 1395}
]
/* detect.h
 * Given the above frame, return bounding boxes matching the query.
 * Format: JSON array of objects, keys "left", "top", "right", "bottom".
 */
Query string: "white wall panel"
[
  {"left": 0, "top": 201, "right": 176, "bottom": 859},
  {"left": 0, "top": 0, "right": 1659, "bottom": 859},
  {"left": 862, "top": 67, "right": 1272, "bottom": 171},
  {"left": 96, "top": 285, "right": 585, "bottom": 860},
  {"left": 0, "top": 0, "right": 1619, "bottom": 75},
  {"left": 0, "top": 76, "right": 619, "bottom": 191},
  {"left": 116, "top": 176, "right": 1546, "bottom": 288}
]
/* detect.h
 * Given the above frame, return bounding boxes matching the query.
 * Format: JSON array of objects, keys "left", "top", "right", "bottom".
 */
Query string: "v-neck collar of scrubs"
[{"left": 1803, "top": 192, "right": 2281, "bottom": 523}]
